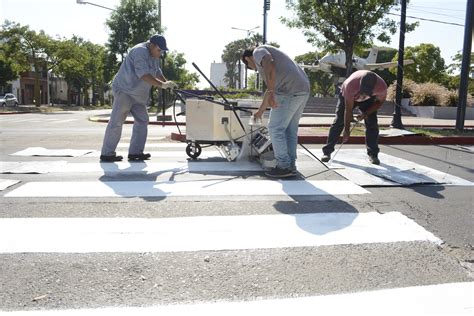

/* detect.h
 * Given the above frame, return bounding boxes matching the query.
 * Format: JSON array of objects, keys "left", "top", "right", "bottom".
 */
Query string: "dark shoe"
[
  {"left": 128, "top": 153, "right": 151, "bottom": 161},
  {"left": 368, "top": 155, "right": 380, "bottom": 165},
  {"left": 265, "top": 167, "right": 293, "bottom": 178},
  {"left": 100, "top": 154, "right": 123, "bottom": 162},
  {"left": 320, "top": 154, "right": 331, "bottom": 162}
]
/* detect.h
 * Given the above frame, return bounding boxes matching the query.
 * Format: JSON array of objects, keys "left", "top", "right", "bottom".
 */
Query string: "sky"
[{"left": 0, "top": 0, "right": 469, "bottom": 87}]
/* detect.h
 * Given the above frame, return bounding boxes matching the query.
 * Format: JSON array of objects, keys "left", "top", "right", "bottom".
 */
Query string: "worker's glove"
[{"left": 161, "top": 81, "right": 178, "bottom": 90}]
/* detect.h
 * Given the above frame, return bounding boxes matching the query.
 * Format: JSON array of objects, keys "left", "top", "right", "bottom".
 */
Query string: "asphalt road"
[{"left": 0, "top": 110, "right": 473, "bottom": 314}]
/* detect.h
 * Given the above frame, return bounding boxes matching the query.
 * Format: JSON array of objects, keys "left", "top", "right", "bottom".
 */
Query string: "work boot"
[
  {"left": 265, "top": 167, "right": 294, "bottom": 178},
  {"left": 100, "top": 154, "right": 123, "bottom": 162},
  {"left": 128, "top": 153, "right": 151, "bottom": 161},
  {"left": 320, "top": 154, "right": 331, "bottom": 163},
  {"left": 368, "top": 154, "right": 380, "bottom": 165}
]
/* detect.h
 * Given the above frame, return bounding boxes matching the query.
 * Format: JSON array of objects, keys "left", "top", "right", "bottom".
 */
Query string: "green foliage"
[
  {"left": 397, "top": 43, "right": 447, "bottom": 84},
  {"left": 106, "top": 0, "right": 160, "bottom": 61},
  {"left": 295, "top": 51, "right": 334, "bottom": 96},
  {"left": 386, "top": 78, "right": 417, "bottom": 100},
  {"left": 388, "top": 80, "right": 473, "bottom": 107},
  {"left": 162, "top": 52, "right": 199, "bottom": 89},
  {"left": 221, "top": 34, "right": 279, "bottom": 89},
  {"left": 283, "top": 0, "right": 415, "bottom": 77}
]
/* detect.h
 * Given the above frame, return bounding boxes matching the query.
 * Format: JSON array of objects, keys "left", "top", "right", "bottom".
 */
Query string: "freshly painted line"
[
  {"left": 0, "top": 212, "right": 440, "bottom": 253},
  {"left": 49, "top": 119, "right": 78, "bottom": 124},
  {"left": 117, "top": 142, "right": 186, "bottom": 148},
  {"left": 47, "top": 161, "right": 263, "bottom": 173},
  {"left": 84, "top": 150, "right": 224, "bottom": 158},
  {"left": 0, "top": 179, "right": 20, "bottom": 191},
  {"left": 4, "top": 179, "right": 369, "bottom": 197},
  {"left": 10, "top": 147, "right": 93, "bottom": 157},
  {"left": 301, "top": 148, "right": 474, "bottom": 186},
  {"left": 1, "top": 282, "right": 471, "bottom": 315}
]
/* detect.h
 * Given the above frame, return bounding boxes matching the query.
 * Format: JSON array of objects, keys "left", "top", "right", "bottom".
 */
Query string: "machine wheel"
[{"left": 186, "top": 142, "right": 202, "bottom": 159}]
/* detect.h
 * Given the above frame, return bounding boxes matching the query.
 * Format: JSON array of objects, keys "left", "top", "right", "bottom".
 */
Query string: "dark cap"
[
  {"left": 149, "top": 34, "right": 168, "bottom": 51},
  {"left": 359, "top": 72, "right": 377, "bottom": 96}
]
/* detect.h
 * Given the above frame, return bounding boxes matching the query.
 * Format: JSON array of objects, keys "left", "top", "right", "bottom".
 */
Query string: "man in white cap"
[{"left": 100, "top": 34, "right": 177, "bottom": 162}]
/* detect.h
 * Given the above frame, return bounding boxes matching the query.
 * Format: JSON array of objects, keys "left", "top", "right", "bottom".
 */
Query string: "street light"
[
  {"left": 231, "top": 26, "right": 260, "bottom": 38},
  {"left": 76, "top": 0, "right": 115, "bottom": 11},
  {"left": 231, "top": 26, "right": 260, "bottom": 89}
]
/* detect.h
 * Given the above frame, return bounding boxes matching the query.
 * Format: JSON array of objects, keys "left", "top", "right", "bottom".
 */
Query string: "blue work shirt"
[{"left": 112, "top": 42, "right": 163, "bottom": 105}]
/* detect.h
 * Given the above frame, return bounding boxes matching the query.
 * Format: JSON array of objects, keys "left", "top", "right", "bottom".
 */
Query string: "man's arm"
[
  {"left": 141, "top": 74, "right": 176, "bottom": 89},
  {"left": 343, "top": 98, "right": 354, "bottom": 142},
  {"left": 255, "top": 55, "right": 277, "bottom": 119}
]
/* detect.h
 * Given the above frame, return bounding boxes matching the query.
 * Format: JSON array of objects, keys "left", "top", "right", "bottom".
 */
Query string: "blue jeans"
[{"left": 268, "top": 92, "right": 310, "bottom": 169}]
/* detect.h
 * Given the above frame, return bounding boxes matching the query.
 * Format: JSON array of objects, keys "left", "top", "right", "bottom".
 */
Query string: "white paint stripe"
[
  {"left": 4, "top": 179, "right": 369, "bottom": 197},
  {"left": 3, "top": 283, "right": 472, "bottom": 316},
  {"left": 2, "top": 282, "right": 470, "bottom": 316},
  {"left": 0, "top": 212, "right": 440, "bottom": 253},
  {"left": 84, "top": 150, "right": 223, "bottom": 158},
  {"left": 46, "top": 161, "right": 262, "bottom": 173},
  {"left": 49, "top": 119, "right": 78, "bottom": 124},
  {"left": 117, "top": 142, "right": 186, "bottom": 148}
]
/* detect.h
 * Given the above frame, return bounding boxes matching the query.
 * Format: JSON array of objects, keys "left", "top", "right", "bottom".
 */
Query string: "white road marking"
[
  {"left": 117, "top": 142, "right": 186, "bottom": 148},
  {"left": 83, "top": 150, "right": 224, "bottom": 158},
  {"left": 0, "top": 212, "right": 440, "bottom": 253},
  {"left": 44, "top": 161, "right": 262, "bottom": 173},
  {"left": 10, "top": 147, "right": 93, "bottom": 157},
  {"left": 49, "top": 119, "right": 79, "bottom": 124},
  {"left": 301, "top": 148, "right": 474, "bottom": 186},
  {"left": 2, "top": 283, "right": 471, "bottom": 316},
  {"left": 0, "top": 179, "right": 20, "bottom": 191},
  {"left": 4, "top": 179, "right": 369, "bottom": 197}
]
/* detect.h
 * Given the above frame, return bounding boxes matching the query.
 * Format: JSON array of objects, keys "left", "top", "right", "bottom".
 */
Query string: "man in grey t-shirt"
[
  {"left": 242, "top": 45, "right": 310, "bottom": 178},
  {"left": 100, "top": 34, "right": 177, "bottom": 162}
]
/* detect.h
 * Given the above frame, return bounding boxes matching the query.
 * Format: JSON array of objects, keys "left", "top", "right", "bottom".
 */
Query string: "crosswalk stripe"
[
  {"left": 1, "top": 282, "right": 471, "bottom": 315},
  {"left": 84, "top": 150, "right": 223, "bottom": 158},
  {"left": 0, "top": 212, "right": 440, "bottom": 253},
  {"left": 117, "top": 142, "right": 186, "bottom": 148},
  {"left": 4, "top": 179, "right": 369, "bottom": 197}
]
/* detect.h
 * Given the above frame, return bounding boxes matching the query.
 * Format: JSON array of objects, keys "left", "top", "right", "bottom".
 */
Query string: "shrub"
[
  {"left": 386, "top": 79, "right": 417, "bottom": 101},
  {"left": 411, "top": 82, "right": 448, "bottom": 106}
]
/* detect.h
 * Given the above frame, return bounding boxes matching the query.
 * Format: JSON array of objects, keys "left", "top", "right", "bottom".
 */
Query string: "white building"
[{"left": 210, "top": 62, "right": 246, "bottom": 89}]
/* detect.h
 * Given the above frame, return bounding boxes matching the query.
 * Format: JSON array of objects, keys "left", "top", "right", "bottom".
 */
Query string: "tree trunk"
[
  {"left": 34, "top": 63, "right": 41, "bottom": 107},
  {"left": 345, "top": 47, "right": 354, "bottom": 78}
]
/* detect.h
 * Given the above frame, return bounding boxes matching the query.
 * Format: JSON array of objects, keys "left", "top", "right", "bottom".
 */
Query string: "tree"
[
  {"left": 162, "top": 52, "right": 199, "bottom": 89},
  {"left": 221, "top": 34, "right": 278, "bottom": 89},
  {"left": 0, "top": 21, "right": 51, "bottom": 106},
  {"left": 106, "top": 0, "right": 160, "bottom": 61},
  {"left": 294, "top": 51, "right": 334, "bottom": 96},
  {"left": 399, "top": 43, "right": 447, "bottom": 84},
  {"left": 283, "top": 0, "right": 417, "bottom": 77}
]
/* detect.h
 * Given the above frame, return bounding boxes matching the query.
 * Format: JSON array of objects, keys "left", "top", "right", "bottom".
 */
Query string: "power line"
[
  {"left": 407, "top": 8, "right": 465, "bottom": 21},
  {"left": 408, "top": 4, "right": 465, "bottom": 12},
  {"left": 387, "top": 13, "right": 464, "bottom": 27}
]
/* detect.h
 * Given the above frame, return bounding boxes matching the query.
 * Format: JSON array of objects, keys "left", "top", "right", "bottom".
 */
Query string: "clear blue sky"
[{"left": 1, "top": 0, "right": 468, "bottom": 87}]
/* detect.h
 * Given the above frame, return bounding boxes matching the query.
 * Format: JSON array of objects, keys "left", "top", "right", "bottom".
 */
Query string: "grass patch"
[{"left": 408, "top": 127, "right": 474, "bottom": 137}]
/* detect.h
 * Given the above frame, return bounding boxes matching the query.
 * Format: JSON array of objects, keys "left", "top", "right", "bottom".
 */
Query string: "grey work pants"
[
  {"left": 322, "top": 94, "right": 380, "bottom": 157},
  {"left": 100, "top": 90, "right": 149, "bottom": 156}
]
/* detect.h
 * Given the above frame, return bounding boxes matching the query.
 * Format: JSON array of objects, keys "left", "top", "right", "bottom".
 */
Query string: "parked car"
[{"left": 0, "top": 93, "right": 19, "bottom": 107}]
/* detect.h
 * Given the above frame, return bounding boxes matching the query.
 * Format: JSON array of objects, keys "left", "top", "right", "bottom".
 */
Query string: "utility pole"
[
  {"left": 263, "top": 0, "right": 270, "bottom": 44},
  {"left": 391, "top": 0, "right": 406, "bottom": 129},
  {"left": 261, "top": 0, "right": 270, "bottom": 91},
  {"left": 456, "top": 0, "right": 473, "bottom": 131}
]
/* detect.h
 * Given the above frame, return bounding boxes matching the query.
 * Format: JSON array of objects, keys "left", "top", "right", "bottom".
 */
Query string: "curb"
[
  {"left": 170, "top": 132, "right": 474, "bottom": 145},
  {"left": 89, "top": 117, "right": 474, "bottom": 129}
]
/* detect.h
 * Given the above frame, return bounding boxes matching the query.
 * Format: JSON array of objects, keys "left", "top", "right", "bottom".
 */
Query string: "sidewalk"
[{"left": 88, "top": 109, "right": 474, "bottom": 145}]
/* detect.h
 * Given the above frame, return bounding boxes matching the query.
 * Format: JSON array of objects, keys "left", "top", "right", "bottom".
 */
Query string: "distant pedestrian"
[
  {"left": 100, "top": 34, "right": 177, "bottom": 162},
  {"left": 242, "top": 45, "right": 310, "bottom": 178},
  {"left": 321, "top": 70, "right": 387, "bottom": 165}
]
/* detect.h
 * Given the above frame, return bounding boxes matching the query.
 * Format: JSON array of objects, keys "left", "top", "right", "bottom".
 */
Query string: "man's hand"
[
  {"left": 356, "top": 113, "right": 367, "bottom": 121},
  {"left": 342, "top": 129, "right": 351, "bottom": 143},
  {"left": 161, "top": 81, "right": 178, "bottom": 90},
  {"left": 254, "top": 109, "right": 264, "bottom": 120}
]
